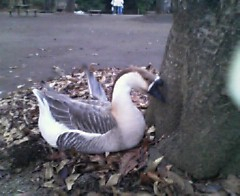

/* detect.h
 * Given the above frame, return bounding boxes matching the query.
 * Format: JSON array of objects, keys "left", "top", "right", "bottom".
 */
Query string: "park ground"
[
  {"left": 1, "top": 12, "right": 239, "bottom": 196},
  {"left": 0, "top": 12, "right": 172, "bottom": 98},
  {"left": 0, "top": 12, "right": 172, "bottom": 195}
]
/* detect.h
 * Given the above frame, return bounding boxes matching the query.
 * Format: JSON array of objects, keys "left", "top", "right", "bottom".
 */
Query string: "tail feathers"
[
  {"left": 32, "top": 89, "right": 47, "bottom": 106},
  {"left": 83, "top": 64, "right": 108, "bottom": 102}
]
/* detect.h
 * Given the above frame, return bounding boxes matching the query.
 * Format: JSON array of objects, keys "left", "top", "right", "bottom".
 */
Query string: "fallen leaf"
[
  {"left": 17, "top": 84, "right": 25, "bottom": 89},
  {"left": 165, "top": 164, "right": 172, "bottom": 171},
  {"left": 221, "top": 174, "right": 240, "bottom": 194},
  {"left": 9, "top": 66, "right": 18, "bottom": 69},
  {"left": 12, "top": 136, "right": 29, "bottom": 145},
  {"left": 43, "top": 162, "right": 54, "bottom": 180},
  {"left": 153, "top": 181, "right": 163, "bottom": 196},
  {"left": 52, "top": 65, "right": 65, "bottom": 76},
  {"left": 43, "top": 179, "right": 55, "bottom": 188},
  {"left": 140, "top": 173, "right": 152, "bottom": 185},
  {"left": 194, "top": 183, "right": 223, "bottom": 193},
  {"left": 119, "top": 150, "right": 139, "bottom": 175},
  {"left": 56, "top": 159, "right": 70, "bottom": 173},
  {"left": 127, "top": 192, "right": 152, "bottom": 196},
  {"left": 58, "top": 165, "right": 70, "bottom": 181},
  {"left": 146, "top": 156, "right": 164, "bottom": 172},
  {"left": 146, "top": 171, "right": 161, "bottom": 182},
  {"left": 98, "top": 174, "right": 106, "bottom": 187},
  {"left": 86, "top": 192, "right": 102, "bottom": 196},
  {"left": 105, "top": 173, "right": 121, "bottom": 187},
  {"left": 146, "top": 126, "right": 156, "bottom": 134},
  {"left": 65, "top": 173, "right": 80, "bottom": 191},
  {"left": 166, "top": 171, "right": 194, "bottom": 195}
]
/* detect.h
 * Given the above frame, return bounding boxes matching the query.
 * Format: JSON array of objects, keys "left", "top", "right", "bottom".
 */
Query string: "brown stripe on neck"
[
  {"left": 114, "top": 66, "right": 155, "bottom": 85},
  {"left": 110, "top": 66, "right": 156, "bottom": 100},
  {"left": 112, "top": 67, "right": 143, "bottom": 88},
  {"left": 114, "top": 67, "right": 137, "bottom": 83}
]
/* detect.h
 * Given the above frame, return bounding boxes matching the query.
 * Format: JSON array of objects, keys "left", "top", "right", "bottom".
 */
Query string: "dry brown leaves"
[{"left": 0, "top": 66, "right": 239, "bottom": 195}]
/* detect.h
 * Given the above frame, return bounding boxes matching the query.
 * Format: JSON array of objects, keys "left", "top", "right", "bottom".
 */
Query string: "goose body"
[{"left": 33, "top": 67, "right": 164, "bottom": 154}]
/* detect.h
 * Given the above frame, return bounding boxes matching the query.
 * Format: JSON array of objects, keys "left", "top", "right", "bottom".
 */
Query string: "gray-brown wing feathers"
[
  {"left": 57, "top": 132, "right": 106, "bottom": 153},
  {"left": 43, "top": 90, "right": 117, "bottom": 134},
  {"left": 68, "top": 101, "right": 117, "bottom": 134}
]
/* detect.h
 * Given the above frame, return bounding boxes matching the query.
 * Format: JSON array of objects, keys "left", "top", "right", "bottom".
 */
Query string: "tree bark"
[
  {"left": 44, "top": 0, "right": 55, "bottom": 12},
  {"left": 146, "top": 0, "right": 240, "bottom": 179},
  {"left": 65, "top": 0, "right": 75, "bottom": 12},
  {"left": 155, "top": 0, "right": 161, "bottom": 13}
]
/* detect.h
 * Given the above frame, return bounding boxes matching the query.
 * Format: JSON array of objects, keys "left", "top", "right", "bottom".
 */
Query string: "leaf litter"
[{"left": 0, "top": 66, "right": 239, "bottom": 195}]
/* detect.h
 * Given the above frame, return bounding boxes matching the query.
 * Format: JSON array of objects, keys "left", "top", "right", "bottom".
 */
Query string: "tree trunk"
[
  {"left": 44, "top": 0, "right": 55, "bottom": 12},
  {"left": 146, "top": 0, "right": 240, "bottom": 179},
  {"left": 155, "top": 0, "right": 161, "bottom": 13},
  {"left": 65, "top": 0, "right": 75, "bottom": 12}
]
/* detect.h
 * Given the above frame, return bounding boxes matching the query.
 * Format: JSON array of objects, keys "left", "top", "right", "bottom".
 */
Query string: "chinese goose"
[{"left": 33, "top": 66, "right": 165, "bottom": 154}]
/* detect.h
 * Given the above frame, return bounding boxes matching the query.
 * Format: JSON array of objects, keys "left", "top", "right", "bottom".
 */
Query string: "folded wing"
[{"left": 39, "top": 90, "right": 117, "bottom": 134}]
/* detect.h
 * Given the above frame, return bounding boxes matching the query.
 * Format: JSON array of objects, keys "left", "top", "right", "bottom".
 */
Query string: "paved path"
[{"left": 0, "top": 12, "right": 172, "bottom": 98}]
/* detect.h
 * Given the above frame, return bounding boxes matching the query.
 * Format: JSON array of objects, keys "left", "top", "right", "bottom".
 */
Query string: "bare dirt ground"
[
  {"left": 0, "top": 12, "right": 172, "bottom": 195},
  {"left": 1, "top": 12, "right": 239, "bottom": 196},
  {"left": 0, "top": 12, "right": 172, "bottom": 98}
]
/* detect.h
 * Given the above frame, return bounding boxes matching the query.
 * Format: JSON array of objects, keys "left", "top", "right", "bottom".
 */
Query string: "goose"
[{"left": 32, "top": 66, "right": 165, "bottom": 154}]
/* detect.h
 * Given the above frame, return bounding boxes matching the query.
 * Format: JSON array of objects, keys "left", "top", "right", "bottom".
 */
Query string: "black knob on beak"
[{"left": 148, "top": 77, "right": 165, "bottom": 102}]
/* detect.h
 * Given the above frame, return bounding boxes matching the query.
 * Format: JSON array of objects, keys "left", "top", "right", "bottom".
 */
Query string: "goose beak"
[{"left": 148, "top": 77, "right": 165, "bottom": 102}]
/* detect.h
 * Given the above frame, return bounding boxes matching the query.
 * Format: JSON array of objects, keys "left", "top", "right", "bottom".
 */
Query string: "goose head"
[{"left": 113, "top": 67, "right": 165, "bottom": 102}]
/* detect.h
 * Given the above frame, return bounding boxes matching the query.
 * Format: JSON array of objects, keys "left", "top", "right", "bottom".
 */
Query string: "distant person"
[
  {"left": 112, "top": 0, "right": 124, "bottom": 15},
  {"left": 111, "top": 0, "right": 116, "bottom": 14}
]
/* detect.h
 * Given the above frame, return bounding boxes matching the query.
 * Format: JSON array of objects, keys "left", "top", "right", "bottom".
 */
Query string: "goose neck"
[{"left": 112, "top": 78, "right": 132, "bottom": 107}]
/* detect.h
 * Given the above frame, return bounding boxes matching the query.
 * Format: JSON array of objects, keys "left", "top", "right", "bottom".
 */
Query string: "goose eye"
[{"left": 143, "top": 76, "right": 151, "bottom": 83}]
